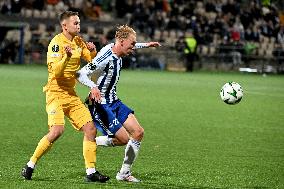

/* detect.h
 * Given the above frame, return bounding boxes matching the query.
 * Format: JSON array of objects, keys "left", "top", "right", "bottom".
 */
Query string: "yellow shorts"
[{"left": 46, "top": 90, "right": 92, "bottom": 130}]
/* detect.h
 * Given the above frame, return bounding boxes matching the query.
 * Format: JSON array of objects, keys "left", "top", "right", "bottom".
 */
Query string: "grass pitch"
[{"left": 0, "top": 64, "right": 283, "bottom": 189}]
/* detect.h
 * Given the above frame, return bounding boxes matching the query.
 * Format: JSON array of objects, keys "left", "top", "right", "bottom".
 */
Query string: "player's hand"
[
  {"left": 90, "top": 87, "right": 101, "bottom": 103},
  {"left": 64, "top": 45, "right": 72, "bottom": 57},
  {"left": 86, "top": 42, "right": 96, "bottom": 52},
  {"left": 147, "top": 42, "right": 161, "bottom": 47}
]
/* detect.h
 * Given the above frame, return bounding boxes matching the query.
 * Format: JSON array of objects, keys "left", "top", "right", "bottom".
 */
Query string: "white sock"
[
  {"left": 27, "top": 160, "right": 35, "bottom": 169},
  {"left": 86, "top": 168, "right": 96, "bottom": 175},
  {"left": 119, "top": 139, "right": 141, "bottom": 174},
  {"left": 95, "top": 136, "right": 114, "bottom": 147}
]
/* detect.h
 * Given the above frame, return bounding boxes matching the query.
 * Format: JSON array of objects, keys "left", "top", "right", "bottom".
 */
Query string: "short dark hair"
[{"left": 59, "top": 11, "right": 79, "bottom": 23}]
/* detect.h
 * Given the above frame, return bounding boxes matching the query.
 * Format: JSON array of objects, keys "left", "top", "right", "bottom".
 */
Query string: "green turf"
[{"left": 0, "top": 64, "right": 283, "bottom": 189}]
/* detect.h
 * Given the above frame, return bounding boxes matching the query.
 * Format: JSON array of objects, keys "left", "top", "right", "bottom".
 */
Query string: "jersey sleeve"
[
  {"left": 47, "top": 37, "right": 70, "bottom": 77},
  {"left": 77, "top": 47, "right": 111, "bottom": 88},
  {"left": 82, "top": 48, "right": 97, "bottom": 63},
  {"left": 135, "top": 43, "right": 148, "bottom": 49}
]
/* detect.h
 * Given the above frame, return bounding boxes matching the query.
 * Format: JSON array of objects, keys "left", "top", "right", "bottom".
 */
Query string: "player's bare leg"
[
  {"left": 116, "top": 114, "right": 144, "bottom": 182},
  {"left": 96, "top": 126, "right": 129, "bottom": 146}
]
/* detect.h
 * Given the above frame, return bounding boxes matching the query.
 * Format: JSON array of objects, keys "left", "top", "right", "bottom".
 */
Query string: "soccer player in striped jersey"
[
  {"left": 21, "top": 11, "right": 109, "bottom": 182},
  {"left": 77, "top": 25, "right": 161, "bottom": 182}
]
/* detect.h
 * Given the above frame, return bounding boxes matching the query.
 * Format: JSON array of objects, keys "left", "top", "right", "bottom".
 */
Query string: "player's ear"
[
  {"left": 61, "top": 20, "right": 67, "bottom": 28},
  {"left": 61, "top": 23, "right": 66, "bottom": 30}
]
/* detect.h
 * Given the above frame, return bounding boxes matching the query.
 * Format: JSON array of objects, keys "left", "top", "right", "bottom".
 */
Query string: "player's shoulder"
[
  {"left": 97, "top": 43, "right": 113, "bottom": 56},
  {"left": 50, "top": 33, "right": 62, "bottom": 42},
  {"left": 49, "top": 33, "right": 63, "bottom": 46},
  {"left": 48, "top": 34, "right": 63, "bottom": 54},
  {"left": 93, "top": 43, "right": 114, "bottom": 63}
]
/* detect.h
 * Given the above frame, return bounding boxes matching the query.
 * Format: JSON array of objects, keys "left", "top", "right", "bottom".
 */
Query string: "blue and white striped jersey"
[{"left": 77, "top": 42, "right": 148, "bottom": 104}]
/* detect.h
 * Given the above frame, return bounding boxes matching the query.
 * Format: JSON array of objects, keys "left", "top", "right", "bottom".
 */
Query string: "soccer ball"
[{"left": 220, "top": 82, "right": 243, "bottom": 105}]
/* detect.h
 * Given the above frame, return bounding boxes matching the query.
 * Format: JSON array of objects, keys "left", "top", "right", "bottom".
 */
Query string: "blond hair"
[{"left": 115, "top": 25, "right": 136, "bottom": 40}]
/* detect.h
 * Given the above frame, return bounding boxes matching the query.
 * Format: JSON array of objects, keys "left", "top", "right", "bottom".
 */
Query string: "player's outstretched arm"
[
  {"left": 147, "top": 42, "right": 161, "bottom": 47},
  {"left": 135, "top": 42, "right": 161, "bottom": 49}
]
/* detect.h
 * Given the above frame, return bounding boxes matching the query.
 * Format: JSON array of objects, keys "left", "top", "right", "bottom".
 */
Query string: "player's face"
[
  {"left": 121, "top": 34, "right": 136, "bottom": 56},
  {"left": 63, "top": 15, "right": 80, "bottom": 36}
]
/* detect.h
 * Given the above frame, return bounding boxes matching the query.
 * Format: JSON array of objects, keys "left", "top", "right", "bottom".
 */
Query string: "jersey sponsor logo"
[
  {"left": 77, "top": 47, "right": 82, "bottom": 53},
  {"left": 50, "top": 53, "right": 61, "bottom": 58},
  {"left": 52, "top": 44, "right": 59, "bottom": 52}
]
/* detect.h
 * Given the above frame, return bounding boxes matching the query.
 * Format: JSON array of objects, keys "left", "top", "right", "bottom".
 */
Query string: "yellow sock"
[
  {"left": 83, "top": 141, "right": 97, "bottom": 168},
  {"left": 30, "top": 136, "right": 52, "bottom": 164}
]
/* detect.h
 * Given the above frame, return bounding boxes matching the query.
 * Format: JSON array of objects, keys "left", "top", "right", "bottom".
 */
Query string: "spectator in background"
[
  {"left": 251, "top": 25, "right": 261, "bottom": 42},
  {"left": 166, "top": 15, "right": 179, "bottom": 38},
  {"left": 233, "top": 16, "right": 245, "bottom": 40},
  {"left": 260, "top": 19, "right": 275, "bottom": 38},
  {"left": 229, "top": 35, "right": 244, "bottom": 65},
  {"left": 175, "top": 32, "right": 186, "bottom": 66},
  {"left": 68, "top": 0, "right": 86, "bottom": 19},
  {"left": 245, "top": 25, "right": 261, "bottom": 42},
  {"left": 243, "top": 42, "right": 257, "bottom": 67},
  {"left": 130, "top": 3, "right": 149, "bottom": 36},
  {"left": 115, "top": 0, "right": 132, "bottom": 18},
  {"left": 153, "top": 11, "right": 167, "bottom": 41},
  {"left": 0, "top": 39, "right": 18, "bottom": 64},
  {"left": 217, "top": 36, "right": 230, "bottom": 63},
  {"left": 273, "top": 43, "right": 284, "bottom": 73},
  {"left": 249, "top": 1, "right": 262, "bottom": 20},
  {"left": 175, "top": 33, "right": 185, "bottom": 53},
  {"left": 183, "top": 30, "right": 197, "bottom": 72},
  {"left": 205, "top": 0, "right": 217, "bottom": 13},
  {"left": 83, "top": 1, "right": 101, "bottom": 21},
  {"left": 0, "top": 1, "right": 9, "bottom": 15},
  {"left": 32, "top": 0, "right": 45, "bottom": 11},
  {"left": 0, "top": 0, "right": 21, "bottom": 15},
  {"left": 222, "top": 0, "right": 240, "bottom": 16},
  {"left": 277, "top": 26, "right": 284, "bottom": 45},
  {"left": 274, "top": 26, "right": 284, "bottom": 73},
  {"left": 46, "top": 0, "right": 60, "bottom": 5}
]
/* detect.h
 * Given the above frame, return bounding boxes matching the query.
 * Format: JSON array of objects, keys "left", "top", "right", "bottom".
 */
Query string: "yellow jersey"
[{"left": 44, "top": 33, "right": 96, "bottom": 92}]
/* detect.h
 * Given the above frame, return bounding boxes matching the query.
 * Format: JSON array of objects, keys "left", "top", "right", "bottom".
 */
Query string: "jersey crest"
[{"left": 52, "top": 44, "right": 59, "bottom": 52}]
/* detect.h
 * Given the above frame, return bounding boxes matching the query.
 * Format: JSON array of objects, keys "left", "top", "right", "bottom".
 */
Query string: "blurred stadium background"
[{"left": 0, "top": 0, "right": 284, "bottom": 73}]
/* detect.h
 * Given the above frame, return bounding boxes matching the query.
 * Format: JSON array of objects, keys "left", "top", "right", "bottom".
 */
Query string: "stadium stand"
[{"left": 0, "top": 0, "right": 284, "bottom": 73}]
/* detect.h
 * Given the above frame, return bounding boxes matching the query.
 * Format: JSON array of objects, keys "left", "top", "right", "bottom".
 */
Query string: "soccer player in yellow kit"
[{"left": 21, "top": 11, "right": 109, "bottom": 183}]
